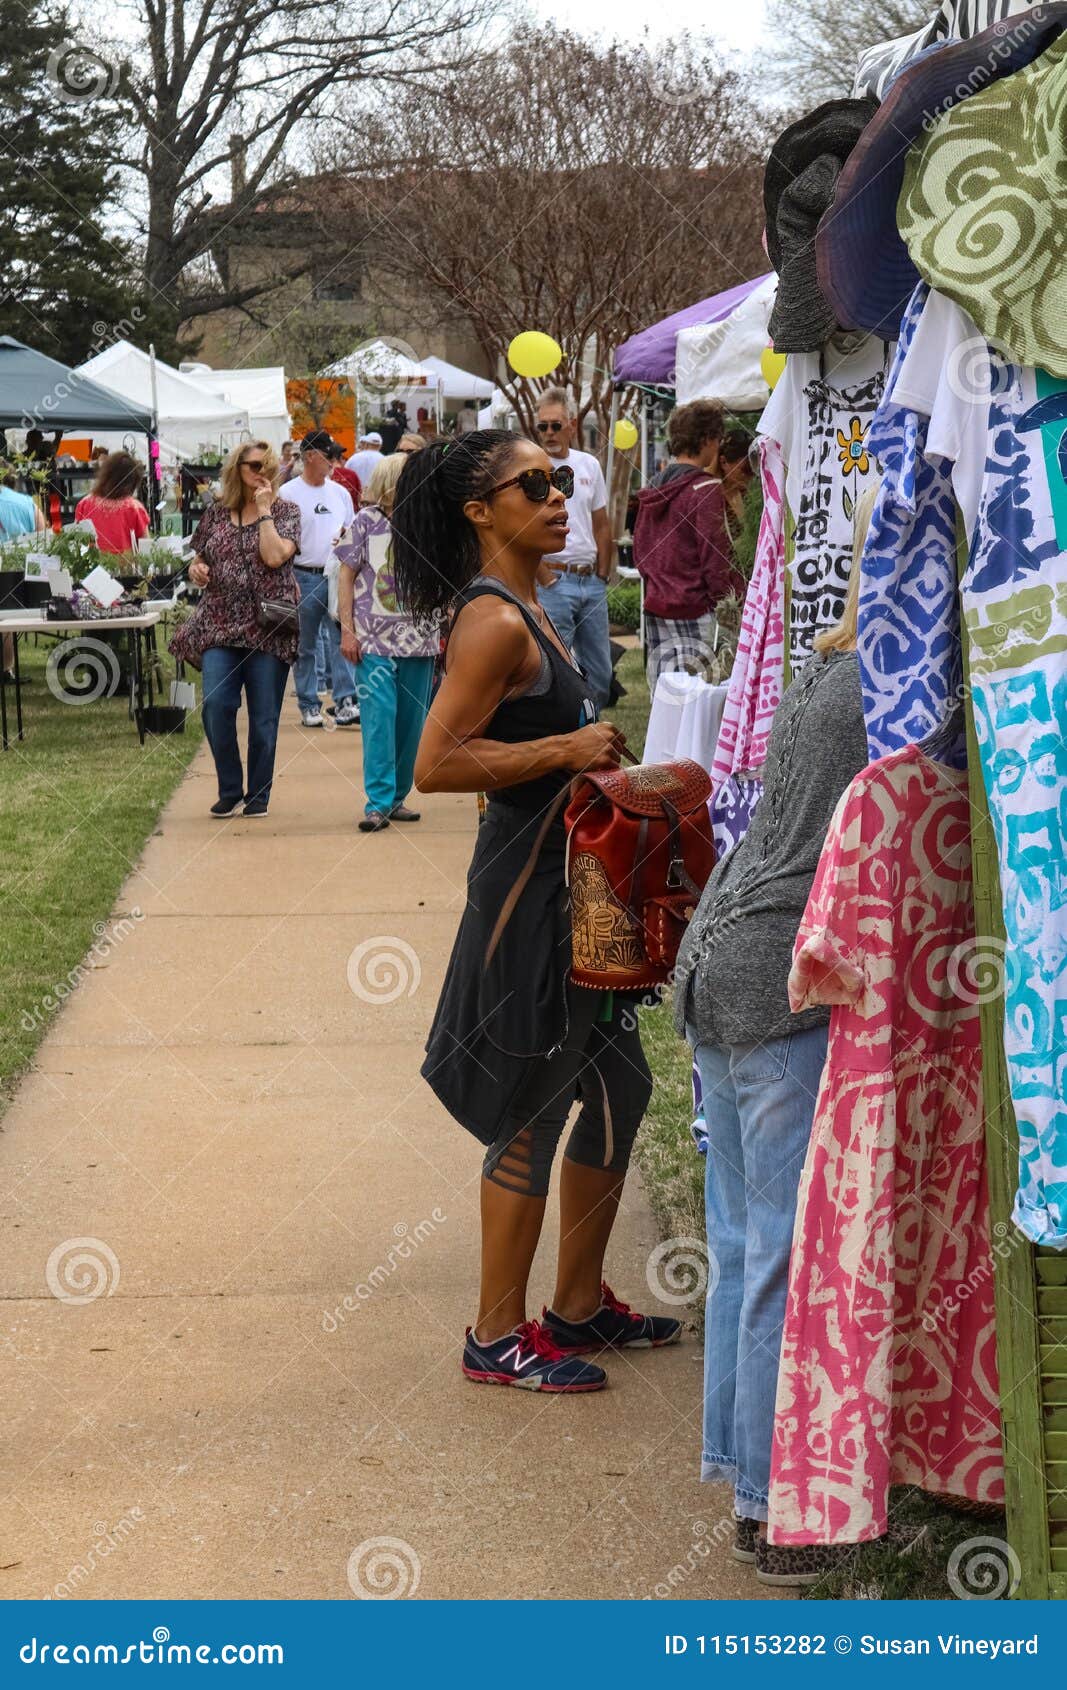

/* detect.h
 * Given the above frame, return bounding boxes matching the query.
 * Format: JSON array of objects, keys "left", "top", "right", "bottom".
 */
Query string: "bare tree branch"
[
  {"left": 306, "top": 33, "right": 767, "bottom": 455},
  {"left": 761, "top": 0, "right": 933, "bottom": 105},
  {"left": 110, "top": 0, "right": 496, "bottom": 351}
]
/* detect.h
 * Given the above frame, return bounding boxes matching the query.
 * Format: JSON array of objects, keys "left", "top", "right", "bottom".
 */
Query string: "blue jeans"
[
  {"left": 315, "top": 622, "right": 332, "bottom": 692},
  {"left": 688, "top": 1023, "right": 829, "bottom": 1521},
  {"left": 356, "top": 654, "right": 435, "bottom": 815},
  {"left": 293, "top": 568, "right": 356, "bottom": 713},
  {"left": 201, "top": 645, "right": 290, "bottom": 807},
  {"left": 536, "top": 570, "right": 612, "bottom": 705}
]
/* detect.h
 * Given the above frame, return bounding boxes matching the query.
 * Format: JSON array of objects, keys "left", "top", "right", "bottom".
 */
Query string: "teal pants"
[{"left": 356, "top": 654, "right": 435, "bottom": 817}]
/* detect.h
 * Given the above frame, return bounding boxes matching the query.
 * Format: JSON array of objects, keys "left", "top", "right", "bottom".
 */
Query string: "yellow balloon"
[
  {"left": 613, "top": 418, "right": 639, "bottom": 450},
  {"left": 507, "top": 331, "right": 562, "bottom": 380},
  {"left": 760, "top": 346, "right": 787, "bottom": 392}
]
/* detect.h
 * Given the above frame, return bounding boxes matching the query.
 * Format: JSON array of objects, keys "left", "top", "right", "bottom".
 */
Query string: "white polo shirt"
[
  {"left": 550, "top": 447, "right": 606, "bottom": 568},
  {"left": 285, "top": 476, "right": 355, "bottom": 569}
]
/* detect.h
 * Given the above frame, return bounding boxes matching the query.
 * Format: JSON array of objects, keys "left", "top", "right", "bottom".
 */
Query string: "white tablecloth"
[
  {"left": 0, "top": 609, "right": 163, "bottom": 632},
  {"left": 643, "top": 672, "right": 729, "bottom": 772}
]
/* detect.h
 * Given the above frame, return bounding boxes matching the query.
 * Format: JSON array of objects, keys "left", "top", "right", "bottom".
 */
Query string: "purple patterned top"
[
  {"left": 336, "top": 505, "right": 440, "bottom": 658},
  {"left": 169, "top": 498, "right": 301, "bottom": 670}
]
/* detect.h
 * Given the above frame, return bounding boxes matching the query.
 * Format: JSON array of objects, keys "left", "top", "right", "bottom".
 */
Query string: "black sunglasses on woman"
[{"left": 490, "top": 465, "right": 574, "bottom": 503}]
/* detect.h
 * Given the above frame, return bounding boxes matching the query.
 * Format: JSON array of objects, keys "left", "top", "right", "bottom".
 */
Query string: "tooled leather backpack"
[{"left": 564, "top": 756, "right": 715, "bottom": 990}]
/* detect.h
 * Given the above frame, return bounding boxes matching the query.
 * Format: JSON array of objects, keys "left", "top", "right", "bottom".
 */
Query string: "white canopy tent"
[
  {"left": 477, "top": 388, "right": 518, "bottom": 429},
  {"left": 419, "top": 355, "right": 494, "bottom": 402},
  {"left": 77, "top": 341, "right": 250, "bottom": 461},
  {"left": 322, "top": 337, "right": 443, "bottom": 430},
  {"left": 178, "top": 363, "right": 290, "bottom": 450},
  {"left": 673, "top": 274, "right": 778, "bottom": 410}
]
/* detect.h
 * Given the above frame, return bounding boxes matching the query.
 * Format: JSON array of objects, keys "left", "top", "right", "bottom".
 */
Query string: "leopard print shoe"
[
  {"left": 732, "top": 1516, "right": 758, "bottom": 1564},
  {"left": 755, "top": 1534, "right": 849, "bottom": 1587}
]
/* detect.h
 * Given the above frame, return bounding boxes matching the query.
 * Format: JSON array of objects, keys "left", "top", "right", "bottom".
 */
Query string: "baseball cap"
[
  {"left": 301, "top": 429, "right": 334, "bottom": 454},
  {"left": 363, "top": 431, "right": 383, "bottom": 446}
]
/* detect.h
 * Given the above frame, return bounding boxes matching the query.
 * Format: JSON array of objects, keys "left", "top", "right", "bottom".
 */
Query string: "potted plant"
[{"left": 134, "top": 538, "right": 190, "bottom": 600}]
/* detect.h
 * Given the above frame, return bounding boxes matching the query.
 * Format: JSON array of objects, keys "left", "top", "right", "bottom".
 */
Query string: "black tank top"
[{"left": 450, "top": 578, "right": 598, "bottom": 814}]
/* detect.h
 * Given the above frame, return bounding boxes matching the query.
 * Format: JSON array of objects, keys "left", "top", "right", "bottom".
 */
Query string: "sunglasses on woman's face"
[
  {"left": 490, "top": 465, "right": 574, "bottom": 503},
  {"left": 241, "top": 459, "right": 266, "bottom": 473},
  {"left": 535, "top": 420, "right": 565, "bottom": 434}
]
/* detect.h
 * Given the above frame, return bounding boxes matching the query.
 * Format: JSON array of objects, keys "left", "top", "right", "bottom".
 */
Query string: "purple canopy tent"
[
  {"left": 607, "top": 274, "right": 773, "bottom": 493},
  {"left": 613, "top": 274, "right": 772, "bottom": 386}
]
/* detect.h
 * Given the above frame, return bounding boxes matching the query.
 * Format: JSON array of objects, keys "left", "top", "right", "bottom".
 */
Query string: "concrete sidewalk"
[{"left": 0, "top": 704, "right": 778, "bottom": 1601}]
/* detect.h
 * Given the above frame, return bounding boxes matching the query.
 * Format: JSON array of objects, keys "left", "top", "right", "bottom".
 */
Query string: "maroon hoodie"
[{"left": 632, "top": 467, "right": 744, "bottom": 620}]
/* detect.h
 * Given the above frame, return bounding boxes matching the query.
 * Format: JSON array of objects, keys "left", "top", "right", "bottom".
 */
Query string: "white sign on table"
[
  {"left": 45, "top": 566, "right": 73, "bottom": 598},
  {"left": 81, "top": 565, "right": 123, "bottom": 608}
]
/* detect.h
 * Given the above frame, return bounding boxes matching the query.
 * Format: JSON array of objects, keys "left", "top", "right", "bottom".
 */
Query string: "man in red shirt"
[{"left": 329, "top": 442, "right": 362, "bottom": 505}]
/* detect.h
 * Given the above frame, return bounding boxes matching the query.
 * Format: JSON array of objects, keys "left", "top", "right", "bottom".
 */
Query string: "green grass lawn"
[{"left": 0, "top": 634, "right": 203, "bottom": 1108}]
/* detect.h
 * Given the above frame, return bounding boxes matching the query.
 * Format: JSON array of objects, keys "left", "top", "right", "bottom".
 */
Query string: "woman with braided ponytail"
[{"left": 391, "top": 430, "right": 680, "bottom": 1394}]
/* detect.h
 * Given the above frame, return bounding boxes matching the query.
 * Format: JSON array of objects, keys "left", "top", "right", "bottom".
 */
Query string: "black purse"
[
  {"left": 257, "top": 597, "right": 300, "bottom": 633},
  {"left": 240, "top": 514, "right": 299, "bottom": 632}
]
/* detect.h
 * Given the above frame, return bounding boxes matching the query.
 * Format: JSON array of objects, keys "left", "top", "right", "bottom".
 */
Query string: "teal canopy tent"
[{"left": 0, "top": 336, "right": 155, "bottom": 431}]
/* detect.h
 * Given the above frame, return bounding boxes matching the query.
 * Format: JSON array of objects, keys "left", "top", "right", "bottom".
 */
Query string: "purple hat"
[{"left": 816, "top": 3, "right": 1067, "bottom": 340}]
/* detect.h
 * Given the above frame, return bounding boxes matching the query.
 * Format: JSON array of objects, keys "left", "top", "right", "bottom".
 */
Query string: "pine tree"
[{"left": 0, "top": 5, "right": 153, "bottom": 365}]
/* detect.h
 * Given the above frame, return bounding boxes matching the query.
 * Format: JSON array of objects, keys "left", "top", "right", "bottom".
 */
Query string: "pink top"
[
  {"left": 75, "top": 495, "right": 150, "bottom": 556},
  {"left": 711, "top": 437, "right": 786, "bottom": 787},
  {"left": 768, "top": 746, "right": 1002, "bottom": 1545}
]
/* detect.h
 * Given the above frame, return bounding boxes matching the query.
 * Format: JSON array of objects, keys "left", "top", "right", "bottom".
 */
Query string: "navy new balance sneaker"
[
  {"left": 542, "top": 1282, "right": 682, "bottom": 1354},
  {"left": 462, "top": 1320, "right": 607, "bottom": 1392}
]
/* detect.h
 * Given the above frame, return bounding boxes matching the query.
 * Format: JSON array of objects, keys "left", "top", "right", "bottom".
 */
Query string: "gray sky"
[{"left": 534, "top": 0, "right": 769, "bottom": 55}]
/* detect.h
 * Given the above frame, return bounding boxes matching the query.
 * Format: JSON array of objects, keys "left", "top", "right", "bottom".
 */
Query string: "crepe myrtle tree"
[
  {"left": 62, "top": 0, "right": 494, "bottom": 356},
  {"left": 321, "top": 32, "right": 768, "bottom": 459}
]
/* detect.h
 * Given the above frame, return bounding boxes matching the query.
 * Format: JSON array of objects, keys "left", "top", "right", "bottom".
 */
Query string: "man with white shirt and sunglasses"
[
  {"left": 533, "top": 386, "right": 614, "bottom": 705},
  {"left": 288, "top": 430, "right": 359, "bottom": 727}
]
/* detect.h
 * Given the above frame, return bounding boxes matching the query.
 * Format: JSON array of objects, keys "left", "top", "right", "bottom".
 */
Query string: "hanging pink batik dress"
[{"left": 768, "top": 744, "right": 1003, "bottom": 1546}]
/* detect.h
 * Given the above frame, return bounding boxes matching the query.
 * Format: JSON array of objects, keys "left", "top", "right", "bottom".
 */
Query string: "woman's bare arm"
[{"left": 415, "top": 597, "right": 620, "bottom": 794}]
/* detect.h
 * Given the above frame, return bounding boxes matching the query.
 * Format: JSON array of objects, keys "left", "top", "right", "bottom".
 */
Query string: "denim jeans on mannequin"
[{"left": 687, "top": 1023, "right": 829, "bottom": 1522}]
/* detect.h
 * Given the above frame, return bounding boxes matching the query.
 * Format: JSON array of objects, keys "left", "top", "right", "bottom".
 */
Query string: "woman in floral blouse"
[
  {"left": 337, "top": 452, "right": 440, "bottom": 832},
  {"left": 170, "top": 440, "right": 300, "bottom": 818}
]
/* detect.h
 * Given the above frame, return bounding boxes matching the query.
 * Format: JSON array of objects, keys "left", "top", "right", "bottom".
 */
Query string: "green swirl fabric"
[{"left": 898, "top": 34, "right": 1067, "bottom": 376}]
